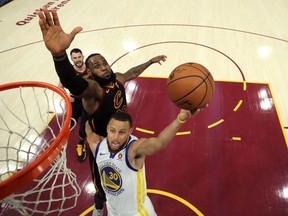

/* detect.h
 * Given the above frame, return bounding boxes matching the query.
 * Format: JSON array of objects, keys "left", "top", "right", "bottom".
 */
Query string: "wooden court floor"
[{"left": 1, "top": 0, "right": 288, "bottom": 215}]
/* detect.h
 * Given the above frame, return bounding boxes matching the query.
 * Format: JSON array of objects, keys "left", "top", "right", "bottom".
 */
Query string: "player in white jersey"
[
  {"left": 95, "top": 135, "right": 155, "bottom": 215},
  {"left": 85, "top": 108, "right": 206, "bottom": 215}
]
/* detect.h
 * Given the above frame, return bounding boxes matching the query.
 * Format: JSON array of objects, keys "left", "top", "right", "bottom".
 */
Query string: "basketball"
[{"left": 166, "top": 62, "right": 215, "bottom": 111}]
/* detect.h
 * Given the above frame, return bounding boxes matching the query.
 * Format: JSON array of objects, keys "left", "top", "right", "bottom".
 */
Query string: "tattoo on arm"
[{"left": 123, "top": 60, "right": 152, "bottom": 81}]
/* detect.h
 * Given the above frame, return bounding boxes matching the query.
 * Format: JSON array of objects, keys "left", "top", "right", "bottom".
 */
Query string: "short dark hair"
[
  {"left": 108, "top": 112, "right": 132, "bottom": 128},
  {"left": 70, "top": 48, "right": 82, "bottom": 56},
  {"left": 85, "top": 53, "right": 101, "bottom": 69}
]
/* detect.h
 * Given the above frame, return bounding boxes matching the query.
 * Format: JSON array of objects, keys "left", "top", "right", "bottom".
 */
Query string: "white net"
[{"left": 0, "top": 82, "right": 81, "bottom": 215}]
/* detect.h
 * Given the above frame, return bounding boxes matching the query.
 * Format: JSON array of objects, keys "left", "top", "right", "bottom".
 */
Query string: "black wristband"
[{"left": 53, "top": 53, "right": 67, "bottom": 61}]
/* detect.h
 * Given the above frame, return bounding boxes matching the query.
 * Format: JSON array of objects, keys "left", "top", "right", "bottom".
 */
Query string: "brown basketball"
[{"left": 166, "top": 62, "right": 215, "bottom": 111}]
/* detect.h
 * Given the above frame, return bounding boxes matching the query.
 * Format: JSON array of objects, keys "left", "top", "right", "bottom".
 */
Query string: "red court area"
[
  {"left": 1, "top": 77, "right": 288, "bottom": 216},
  {"left": 126, "top": 77, "right": 288, "bottom": 216}
]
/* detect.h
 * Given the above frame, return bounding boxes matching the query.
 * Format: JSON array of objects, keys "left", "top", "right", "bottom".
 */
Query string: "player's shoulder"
[
  {"left": 129, "top": 135, "right": 139, "bottom": 142},
  {"left": 115, "top": 72, "right": 126, "bottom": 84},
  {"left": 130, "top": 137, "right": 147, "bottom": 148},
  {"left": 115, "top": 72, "right": 122, "bottom": 76}
]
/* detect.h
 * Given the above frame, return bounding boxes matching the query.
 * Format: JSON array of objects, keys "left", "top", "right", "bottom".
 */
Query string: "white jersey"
[{"left": 95, "top": 135, "right": 157, "bottom": 216}]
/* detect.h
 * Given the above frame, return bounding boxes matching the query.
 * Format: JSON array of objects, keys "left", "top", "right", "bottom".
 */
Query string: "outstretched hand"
[
  {"left": 178, "top": 104, "right": 209, "bottom": 123},
  {"left": 150, "top": 55, "right": 167, "bottom": 65},
  {"left": 38, "top": 7, "right": 82, "bottom": 56},
  {"left": 177, "top": 109, "right": 192, "bottom": 123},
  {"left": 189, "top": 104, "right": 209, "bottom": 117}
]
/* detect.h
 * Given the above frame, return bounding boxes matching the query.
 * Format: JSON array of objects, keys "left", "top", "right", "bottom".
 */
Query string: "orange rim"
[{"left": 0, "top": 81, "right": 72, "bottom": 199}]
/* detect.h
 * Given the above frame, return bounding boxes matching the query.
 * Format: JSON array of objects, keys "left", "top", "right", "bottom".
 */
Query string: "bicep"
[
  {"left": 116, "top": 71, "right": 134, "bottom": 83},
  {"left": 134, "top": 138, "right": 160, "bottom": 156},
  {"left": 86, "top": 133, "right": 101, "bottom": 157},
  {"left": 85, "top": 121, "right": 101, "bottom": 156}
]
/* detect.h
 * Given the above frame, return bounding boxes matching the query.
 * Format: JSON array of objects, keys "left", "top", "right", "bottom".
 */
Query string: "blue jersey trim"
[
  {"left": 95, "top": 140, "right": 102, "bottom": 160},
  {"left": 125, "top": 136, "right": 138, "bottom": 172}
]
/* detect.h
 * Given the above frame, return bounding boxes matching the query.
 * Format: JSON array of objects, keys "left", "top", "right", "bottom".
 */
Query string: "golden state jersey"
[{"left": 95, "top": 135, "right": 157, "bottom": 216}]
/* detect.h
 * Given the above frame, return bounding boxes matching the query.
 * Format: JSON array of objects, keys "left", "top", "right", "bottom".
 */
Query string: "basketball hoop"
[{"left": 0, "top": 81, "right": 81, "bottom": 215}]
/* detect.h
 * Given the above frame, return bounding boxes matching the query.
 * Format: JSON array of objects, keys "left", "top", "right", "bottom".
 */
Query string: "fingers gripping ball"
[{"left": 166, "top": 63, "right": 215, "bottom": 111}]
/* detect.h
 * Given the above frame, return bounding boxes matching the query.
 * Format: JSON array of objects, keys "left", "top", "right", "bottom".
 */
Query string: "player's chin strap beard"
[
  {"left": 92, "top": 71, "right": 116, "bottom": 86},
  {"left": 108, "top": 137, "right": 129, "bottom": 155}
]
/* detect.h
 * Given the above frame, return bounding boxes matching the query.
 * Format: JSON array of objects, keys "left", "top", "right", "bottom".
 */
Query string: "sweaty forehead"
[
  {"left": 108, "top": 119, "right": 130, "bottom": 130},
  {"left": 89, "top": 55, "right": 106, "bottom": 64}
]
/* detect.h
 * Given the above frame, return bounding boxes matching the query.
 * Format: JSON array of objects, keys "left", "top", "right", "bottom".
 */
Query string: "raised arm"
[
  {"left": 137, "top": 109, "right": 194, "bottom": 154},
  {"left": 129, "top": 108, "right": 205, "bottom": 169},
  {"left": 38, "top": 7, "right": 85, "bottom": 94},
  {"left": 85, "top": 121, "right": 103, "bottom": 157},
  {"left": 38, "top": 7, "right": 82, "bottom": 56},
  {"left": 38, "top": 8, "right": 102, "bottom": 100},
  {"left": 116, "top": 55, "right": 167, "bottom": 83}
]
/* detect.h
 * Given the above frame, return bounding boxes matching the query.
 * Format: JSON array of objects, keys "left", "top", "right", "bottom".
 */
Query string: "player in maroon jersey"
[{"left": 38, "top": 7, "right": 166, "bottom": 216}]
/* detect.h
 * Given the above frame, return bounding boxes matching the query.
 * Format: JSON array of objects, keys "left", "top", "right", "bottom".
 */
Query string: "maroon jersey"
[{"left": 89, "top": 79, "right": 127, "bottom": 136}]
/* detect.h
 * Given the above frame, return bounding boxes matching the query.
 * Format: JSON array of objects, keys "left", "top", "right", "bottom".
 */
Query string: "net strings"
[{"left": 0, "top": 86, "right": 81, "bottom": 215}]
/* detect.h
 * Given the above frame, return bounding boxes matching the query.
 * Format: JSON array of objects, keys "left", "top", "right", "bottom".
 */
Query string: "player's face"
[
  {"left": 107, "top": 119, "right": 132, "bottom": 153},
  {"left": 70, "top": 52, "right": 84, "bottom": 68},
  {"left": 88, "top": 55, "right": 113, "bottom": 79}
]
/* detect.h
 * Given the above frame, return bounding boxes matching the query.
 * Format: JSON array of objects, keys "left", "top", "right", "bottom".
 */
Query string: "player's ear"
[{"left": 129, "top": 127, "right": 133, "bottom": 135}]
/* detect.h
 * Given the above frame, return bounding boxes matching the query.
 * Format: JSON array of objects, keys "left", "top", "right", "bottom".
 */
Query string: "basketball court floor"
[{"left": 1, "top": 0, "right": 288, "bottom": 215}]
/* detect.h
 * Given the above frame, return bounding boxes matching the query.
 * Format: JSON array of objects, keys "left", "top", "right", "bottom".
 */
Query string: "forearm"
[
  {"left": 53, "top": 53, "right": 88, "bottom": 96},
  {"left": 155, "top": 118, "right": 183, "bottom": 150},
  {"left": 142, "top": 117, "right": 184, "bottom": 156},
  {"left": 125, "top": 60, "right": 153, "bottom": 80}
]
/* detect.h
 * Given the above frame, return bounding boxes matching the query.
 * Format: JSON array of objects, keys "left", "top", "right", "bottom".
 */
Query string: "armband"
[
  {"left": 177, "top": 114, "right": 186, "bottom": 124},
  {"left": 53, "top": 53, "right": 67, "bottom": 61}
]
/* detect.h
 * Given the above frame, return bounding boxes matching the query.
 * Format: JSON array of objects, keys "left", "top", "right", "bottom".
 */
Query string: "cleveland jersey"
[
  {"left": 89, "top": 79, "right": 127, "bottom": 136},
  {"left": 95, "top": 135, "right": 157, "bottom": 216}
]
